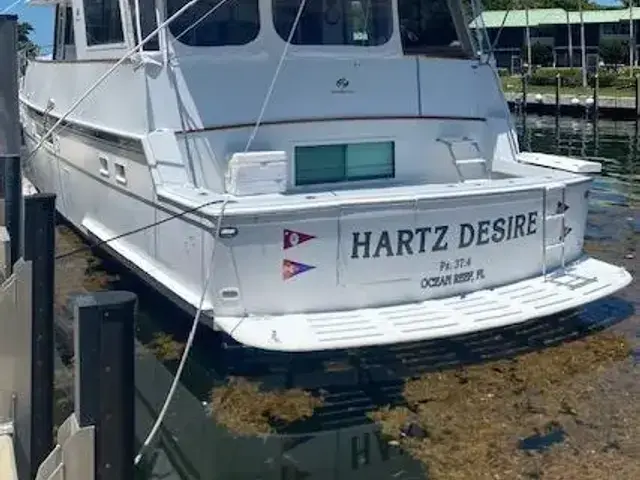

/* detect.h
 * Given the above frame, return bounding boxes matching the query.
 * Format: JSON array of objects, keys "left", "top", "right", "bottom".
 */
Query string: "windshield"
[
  {"left": 167, "top": 0, "right": 260, "bottom": 46},
  {"left": 273, "top": 0, "right": 394, "bottom": 46},
  {"left": 398, "top": 0, "right": 482, "bottom": 57}
]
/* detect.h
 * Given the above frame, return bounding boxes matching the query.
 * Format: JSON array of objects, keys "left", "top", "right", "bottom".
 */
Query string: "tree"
[
  {"left": 482, "top": 0, "right": 600, "bottom": 10},
  {"left": 527, "top": 41, "right": 554, "bottom": 65},
  {"left": 18, "top": 21, "right": 39, "bottom": 59},
  {"left": 599, "top": 37, "right": 629, "bottom": 65}
]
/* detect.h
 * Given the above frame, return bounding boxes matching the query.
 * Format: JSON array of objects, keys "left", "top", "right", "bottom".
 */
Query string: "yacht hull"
[{"left": 20, "top": 110, "right": 632, "bottom": 352}]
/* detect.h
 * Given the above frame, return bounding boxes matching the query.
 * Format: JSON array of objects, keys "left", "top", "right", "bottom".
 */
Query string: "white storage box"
[{"left": 224, "top": 151, "right": 287, "bottom": 196}]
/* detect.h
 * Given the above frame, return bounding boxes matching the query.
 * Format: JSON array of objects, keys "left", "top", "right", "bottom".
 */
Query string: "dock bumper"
[{"left": 215, "top": 256, "right": 632, "bottom": 352}]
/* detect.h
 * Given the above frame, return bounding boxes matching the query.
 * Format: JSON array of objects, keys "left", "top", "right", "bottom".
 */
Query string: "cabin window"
[
  {"left": 295, "top": 141, "right": 394, "bottom": 185},
  {"left": 167, "top": 0, "right": 259, "bottom": 46},
  {"left": 64, "top": 7, "right": 75, "bottom": 45},
  {"left": 398, "top": 0, "right": 472, "bottom": 57},
  {"left": 84, "top": 0, "right": 126, "bottom": 45},
  {"left": 129, "top": 0, "right": 159, "bottom": 50},
  {"left": 272, "top": 0, "right": 393, "bottom": 46},
  {"left": 54, "top": 6, "right": 76, "bottom": 60}
]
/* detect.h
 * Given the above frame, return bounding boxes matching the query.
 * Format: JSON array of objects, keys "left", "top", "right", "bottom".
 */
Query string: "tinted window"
[
  {"left": 83, "top": 0, "right": 125, "bottom": 46},
  {"left": 129, "top": 0, "right": 159, "bottom": 50},
  {"left": 398, "top": 0, "right": 467, "bottom": 56},
  {"left": 273, "top": 0, "right": 393, "bottom": 46},
  {"left": 64, "top": 7, "right": 75, "bottom": 45},
  {"left": 167, "top": 0, "right": 259, "bottom": 47},
  {"left": 295, "top": 141, "right": 394, "bottom": 185}
]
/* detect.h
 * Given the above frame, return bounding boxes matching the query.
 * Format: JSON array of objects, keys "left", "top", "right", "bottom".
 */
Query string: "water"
[{"left": 54, "top": 114, "right": 638, "bottom": 480}]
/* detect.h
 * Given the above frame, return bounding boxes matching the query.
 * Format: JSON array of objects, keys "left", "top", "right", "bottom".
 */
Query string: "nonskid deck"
[{"left": 215, "top": 257, "right": 632, "bottom": 352}]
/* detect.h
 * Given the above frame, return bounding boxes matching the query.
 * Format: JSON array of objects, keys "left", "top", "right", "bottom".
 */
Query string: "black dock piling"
[
  {"left": 4, "top": 155, "right": 22, "bottom": 268},
  {"left": 74, "top": 291, "right": 137, "bottom": 480},
  {"left": 23, "top": 193, "right": 56, "bottom": 478},
  {"left": 0, "top": 15, "right": 22, "bottom": 270},
  {"left": 555, "top": 73, "right": 561, "bottom": 114},
  {"left": 593, "top": 73, "right": 599, "bottom": 119}
]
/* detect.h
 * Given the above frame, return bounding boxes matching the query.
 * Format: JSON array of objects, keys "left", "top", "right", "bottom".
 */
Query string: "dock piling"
[
  {"left": 74, "top": 291, "right": 137, "bottom": 480},
  {"left": 521, "top": 73, "right": 528, "bottom": 112},
  {"left": 4, "top": 155, "right": 21, "bottom": 269},
  {"left": 635, "top": 73, "right": 640, "bottom": 118},
  {"left": 0, "top": 15, "right": 22, "bottom": 271},
  {"left": 593, "top": 73, "right": 599, "bottom": 119},
  {"left": 23, "top": 192, "right": 56, "bottom": 479},
  {"left": 555, "top": 73, "right": 561, "bottom": 113}
]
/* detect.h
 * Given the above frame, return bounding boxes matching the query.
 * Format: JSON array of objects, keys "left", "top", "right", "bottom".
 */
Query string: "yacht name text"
[{"left": 350, "top": 211, "right": 538, "bottom": 259}]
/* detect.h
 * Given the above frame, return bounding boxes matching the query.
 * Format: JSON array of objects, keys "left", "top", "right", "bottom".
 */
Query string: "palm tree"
[{"left": 18, "top": 21, "right": 39, "bottom": 58}]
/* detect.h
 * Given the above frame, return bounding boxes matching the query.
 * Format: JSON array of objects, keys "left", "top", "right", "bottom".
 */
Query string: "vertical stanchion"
[
  {"left": 74, "top": 291, "right": 137, "bottom": 480},
  {"left": 23, "top": 193, "right": 56, "bottom": 479}
]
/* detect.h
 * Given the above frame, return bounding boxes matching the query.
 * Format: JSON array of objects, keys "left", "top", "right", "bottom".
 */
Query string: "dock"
[
  {"left": 503, "top": 73, "right": 640, "bottom": 119},
  {"left": 0, "top": 15, "right": 138, "bottom": 480},
  {"left": 504, "top": 91, "right": 640, "bottom": 119}
]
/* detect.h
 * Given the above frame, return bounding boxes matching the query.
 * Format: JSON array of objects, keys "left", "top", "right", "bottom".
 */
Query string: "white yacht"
[{"left": 19, "top": 0, "right": 632, "bottom": 352}]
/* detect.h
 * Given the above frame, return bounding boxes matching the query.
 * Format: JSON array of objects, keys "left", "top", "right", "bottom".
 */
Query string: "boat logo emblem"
[
  {"left": 335, "top": 77, "right": 349, "bottom": 89},
  {"left": 283, "top": 259, "right": 315, "bottom": 280},
  {"left": 283, "top": 229, "right": 315, "bottom": 249},
  {"left": 332, "top": 77, "right": 353, "bottom": 94}
]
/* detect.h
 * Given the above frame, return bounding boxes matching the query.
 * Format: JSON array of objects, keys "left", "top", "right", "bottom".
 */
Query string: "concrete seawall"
[{"left": 503, "top": 91, "right": 640, "bottom": 119}]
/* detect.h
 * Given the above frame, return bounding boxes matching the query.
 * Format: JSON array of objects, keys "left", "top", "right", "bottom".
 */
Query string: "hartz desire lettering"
[{"left": 350, "top": 211, "right": 538, "bottom": 259}]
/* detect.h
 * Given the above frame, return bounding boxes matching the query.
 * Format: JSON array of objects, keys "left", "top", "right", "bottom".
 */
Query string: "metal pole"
[
  {"left": 74, "top": 291, "right": 137, "bottom": 480},
  {"left": 23, "top": 193, "right": 56, "bottom": 479},
  {"left": 580, "top": 1, "right": 587, "bottom": 88}
]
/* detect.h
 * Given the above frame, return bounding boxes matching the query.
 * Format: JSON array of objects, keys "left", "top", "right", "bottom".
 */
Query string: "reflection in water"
[
  {"left": 518, "top": 114, "right": 639, "bottom": 206},
  {"left": 55, "top": 114, "right": 638, "bottom": 479}
]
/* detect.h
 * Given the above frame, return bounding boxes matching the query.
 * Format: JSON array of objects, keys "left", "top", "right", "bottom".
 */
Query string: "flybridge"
[{"left": 349, "top": 211, "right": 540, "bottom": 259}]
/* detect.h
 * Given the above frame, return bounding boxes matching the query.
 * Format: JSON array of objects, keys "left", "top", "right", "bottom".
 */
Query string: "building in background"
[{"left": 470, "top": 7, "right": 640, "bottom": 73}]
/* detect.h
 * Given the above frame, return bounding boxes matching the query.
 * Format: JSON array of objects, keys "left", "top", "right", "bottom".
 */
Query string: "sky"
[{"left": 0, "top": 0, "right": 628, "bottom": 50}]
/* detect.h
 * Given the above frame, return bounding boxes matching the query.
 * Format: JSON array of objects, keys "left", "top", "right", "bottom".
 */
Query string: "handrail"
[{"left": 436, "top": 136, "right": 483, "bottom": 182}]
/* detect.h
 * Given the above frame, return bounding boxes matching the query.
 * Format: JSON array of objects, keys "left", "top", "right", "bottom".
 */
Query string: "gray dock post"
[
  {"left": 23, "top": 193, "right": 56, "bottom": 479},
  {"left": 555, "top": 73, "right": 561, "bottom": 113},
  {"left": 74, "top": 291, "right": 137, "bottom": 480},
  {"left": 0, "top": 15, "right": 22, "bottom": 267}
]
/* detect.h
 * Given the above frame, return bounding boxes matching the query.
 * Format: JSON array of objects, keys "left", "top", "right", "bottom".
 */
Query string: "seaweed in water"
[{"left": 209, "top": 377, "right": 324, "bottom": 436}]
